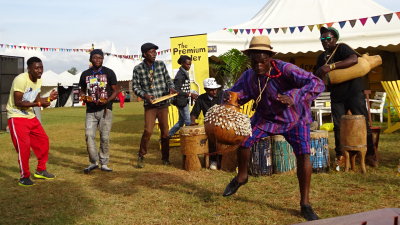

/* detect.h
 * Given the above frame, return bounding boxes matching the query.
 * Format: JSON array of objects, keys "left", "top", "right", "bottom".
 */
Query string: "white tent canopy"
[
  {"left": 58, "top": 71, "right": 79, "bottom": 86},
  {"left": 208, "top": 0, "right": 400, "bottom": 56},
  {"left": 41, "top": 70, "right": 60, "bottom": 86}
]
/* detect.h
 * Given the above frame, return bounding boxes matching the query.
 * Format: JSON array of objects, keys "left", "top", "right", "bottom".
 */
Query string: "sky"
[{"left": 1, "top": 0, "right": 400, "bottom": 73}]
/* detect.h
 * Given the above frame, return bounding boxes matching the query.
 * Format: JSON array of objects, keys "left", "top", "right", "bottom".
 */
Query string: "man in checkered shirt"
[{"left": 132, "top": 42, "right": 176, "bottom": 168}]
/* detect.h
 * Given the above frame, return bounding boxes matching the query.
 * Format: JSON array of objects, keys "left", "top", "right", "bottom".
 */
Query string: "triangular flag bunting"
[
  {"left": 298, "top": 26, "right": 305, "bottom": 32},
  {"left": 266, "top": 28, "right": 271, "bottom": 34},
  {"left": 281, "top": 27, "right": 287, "bottom": 33},
  {"left": 251, "top": 29, "right": 256, "bottom": 34},
  {"left": 274, "top": 28, "right": 279, "bottom": 33},
  {"left": 339, "top": 21, "right": 346, "bottom": 28},
  {"left": 316, "top": 24, "right": 324, "bottom": 30},
  {"left": 308, "top": 25, "right": 314, "bottom": 31},
  {"left": 384, "top": 13, "right": 393, "bottom": 22},
  {"left": 371, "top": 16, "right": 380, "bottom": 24},
  {"left": 233, "top": 29, "right": 238, "bottom": 34},
  {"left": 396, "top": 12, "right": 400, "bottom": 19},
  {"left": 349, "top": 19, "right": 357, "bottom": 27},
  {"left": 228, "top": 29, "right": 233, "bottom": 33},
  {"left": 245, "top": 29, "right": 251, "bottom": 34},
  {"left": 239, "top": 29, "right": 244, "bottom": 34},
  {"left": 258, "top": 29, "right": 264, "bottom": 34},
  {"left": 359, "top": 17, "right": 368, "bottom": 26},
  {"left": 289, "top": 27, "right": 296, "bottom": 33},
  {"left": 326, "top": 22, "right": 334, "bottom": 27}
]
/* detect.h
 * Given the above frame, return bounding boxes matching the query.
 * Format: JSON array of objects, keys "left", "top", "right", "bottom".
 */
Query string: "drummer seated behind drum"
[
  {"left": 222, "top": 35, "right": 325, "bottom": 221},
  {"left": 190, "top": 78, "right": 223, "bottom": 170},
  {"left": 315, "top": 27, "right": 376, "bottom": 167}
]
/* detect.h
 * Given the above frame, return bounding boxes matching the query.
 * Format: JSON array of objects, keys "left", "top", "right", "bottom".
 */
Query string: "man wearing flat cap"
[
  {"left": 222, "top": 35, "right": 324, "bottom": 221},
  {"left": 315, "top": 27, "right": 376, "bottom": 168},
  {"left": 79, "top": 49, "right": 119, "bottom": 173},
  {"left": 132, "top": 42, "right": 176, "bottom": 168}
]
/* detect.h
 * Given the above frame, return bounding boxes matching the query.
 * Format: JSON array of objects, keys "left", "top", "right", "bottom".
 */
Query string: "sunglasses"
[{"left": 320, "top": 36, "right": 334, "bottom": 42}]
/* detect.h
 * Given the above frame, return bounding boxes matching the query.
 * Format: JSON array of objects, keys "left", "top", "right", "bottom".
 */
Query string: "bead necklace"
[{"left": 265, "top": 60, "right": 282, "bottom": 78}]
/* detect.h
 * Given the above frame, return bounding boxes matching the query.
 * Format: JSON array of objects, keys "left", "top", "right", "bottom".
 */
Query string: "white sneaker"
[
  {"left": 210, "top": 161, "right": 218, "bottom": 170},
  {"left": 83, "top": 163, "right": 99, "bottom": 174},
  {"left": 101, "top": 165, "right": 113, "bottom": 172}
]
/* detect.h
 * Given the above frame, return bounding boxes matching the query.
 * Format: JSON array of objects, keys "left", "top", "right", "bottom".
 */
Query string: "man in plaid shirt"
[{"left": 132, "top": 42, "right": 176, "bottom": 168}]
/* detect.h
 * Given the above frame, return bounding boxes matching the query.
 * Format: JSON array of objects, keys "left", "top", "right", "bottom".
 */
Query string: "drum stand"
[{"left": 343, "top": 149, "right": 367, "bottom": 173}]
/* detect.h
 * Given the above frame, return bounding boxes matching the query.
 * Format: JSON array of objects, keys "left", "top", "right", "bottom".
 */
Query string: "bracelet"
[
  {"left": 329, "top": 63, "right": 336, "bottom": 70},
  {"left": 37, "top": 101, "right": 42, "bottom": 107},
  {"left": 47, "top": 97, "right": 51, "bottom": 102}
]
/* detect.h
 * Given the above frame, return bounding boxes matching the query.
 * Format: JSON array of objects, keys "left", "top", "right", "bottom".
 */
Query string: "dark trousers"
[
  {"left": 139, "top": 106, "right": 170, "bottom": 161},
  {"left": 331, "top": 91, "right": 374, "bottom": 157}
]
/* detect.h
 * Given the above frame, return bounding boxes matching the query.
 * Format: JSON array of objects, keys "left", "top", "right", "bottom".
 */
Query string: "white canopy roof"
[
  {"left": 58, "top": 71, "right": 79, "bottom": 86},
  {"left": 208, "top": 0, "right": 400, "bottom": 56},
  {"left": 41, "top": 70, "right": 60, "bottom": 86}
]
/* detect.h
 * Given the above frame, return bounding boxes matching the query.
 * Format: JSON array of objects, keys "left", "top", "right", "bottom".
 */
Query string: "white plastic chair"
[
  {"left": 367, "top": 92, "right": 386, "bottom": 123},
  {"left": 311, "top": 92, "right": 332, "bottom": 126}
]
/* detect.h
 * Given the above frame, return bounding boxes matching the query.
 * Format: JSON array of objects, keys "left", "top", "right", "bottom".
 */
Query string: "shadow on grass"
[
  {"left": 0, "top": 179, "right": 95, "bottom": 225},
  {"left": 86, "top": 170, "right": 302, "bottom": 218}
]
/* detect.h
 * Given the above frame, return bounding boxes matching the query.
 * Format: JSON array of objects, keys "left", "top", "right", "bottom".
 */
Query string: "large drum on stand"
[
  {"left": 180, "top": 125, "right": 209, "bottom": 171},
  {"left": 204, "top": 91, "right": 252, "bottom": 172},
  {"left": 340, "top": 115, "right": 367, "bottom": 173},
  {"left": 310, "top": 130, "right": 330, "bottom": 173},
  {"left": 249, "top": 137, "right": 273, "bottom": 176},
  {"left": 270, "top": 135, "right": 297, "bottom": 174}
]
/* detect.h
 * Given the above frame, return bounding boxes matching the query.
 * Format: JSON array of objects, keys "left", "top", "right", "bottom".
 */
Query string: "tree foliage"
[
  {"left": 209, "top": 48, "right": 250, "bottom": 88},
  {"left": 68, "top": 67, "right": 78, "bottom": 75}
]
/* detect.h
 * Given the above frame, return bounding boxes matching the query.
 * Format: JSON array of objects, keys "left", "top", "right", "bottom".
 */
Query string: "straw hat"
[{"left": 242, "top": 35, "right": 276, "bottom": 55}]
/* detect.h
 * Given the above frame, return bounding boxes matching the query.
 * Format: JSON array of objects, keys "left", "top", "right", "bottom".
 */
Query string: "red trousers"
[{"left": 8, "top": 117, "right": 49, "bottom": 178}]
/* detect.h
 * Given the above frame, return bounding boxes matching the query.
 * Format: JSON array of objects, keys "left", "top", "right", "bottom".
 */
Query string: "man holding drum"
[
  {"left": 132, "top": 42, "right": 177, "bottom": 168},
  {"left": 315, "top": 27, "right": 376, "bottom": 167},
  {"left": 222, "top": 35, "right": 325, "bottom": 221}
]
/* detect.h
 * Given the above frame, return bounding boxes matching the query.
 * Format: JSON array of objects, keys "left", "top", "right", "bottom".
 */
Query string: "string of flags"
[
  {"left": 224, "top": 11, "right": 400, "bottom": 35},
  {"left": 0, "top": 43, "right": 171, "bottom": 60}
]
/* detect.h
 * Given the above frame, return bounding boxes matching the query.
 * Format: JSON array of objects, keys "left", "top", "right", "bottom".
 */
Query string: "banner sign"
[{"left": 170, "top": 34, "right": 209, "bottom": 94}]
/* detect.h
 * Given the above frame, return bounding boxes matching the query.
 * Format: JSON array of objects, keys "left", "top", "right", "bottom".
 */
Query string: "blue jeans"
[{"left": 168, "top": 104, "right": 191, "bottom": 136}]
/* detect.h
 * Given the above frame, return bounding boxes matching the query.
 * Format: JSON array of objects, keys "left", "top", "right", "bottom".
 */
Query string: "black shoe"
[
  {"left": 136, "top": 155, "right": 145, "bottom": 168},
  {"left": 300, "top": 204, "right": 319, "bottom": 221},
  {"left": 162, "top": 160, "right": 171, "bottom": 166},
  {"left": 222, "top": 176, "right": 248, "bottom": 197},
  {"left": 83, "top": 164, "right": 99, "bottom": 174},
  {"left": 18, "top": 177, "right": 34, "bottom": 186},
  {"left": 34, "top": 170, "right": 55, "bottom": 179}
]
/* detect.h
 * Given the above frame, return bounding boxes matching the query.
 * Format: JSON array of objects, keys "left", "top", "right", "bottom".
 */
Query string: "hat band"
[{"left": 249, "top": 44, "right": 273, "bottom": 49}]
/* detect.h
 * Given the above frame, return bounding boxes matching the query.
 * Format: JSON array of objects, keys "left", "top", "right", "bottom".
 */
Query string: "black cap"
[
  {"left": 141, "top": 43, "right": 158, "bottom": 53},
  {"left": 320, "top": 26, "right": 340, "bottom": 40},
  {"left": 90, "top": 49, "right": 104, "bottom": 59}
]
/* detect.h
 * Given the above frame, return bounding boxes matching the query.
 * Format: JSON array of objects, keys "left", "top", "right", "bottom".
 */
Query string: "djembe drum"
[
  {"left": 310, "top": 130, "right": 330, "bottom": 173},
  {"left": 180, "top": 125, "right": 209, "bottom": 171},
  {"left": 271, "top": 135, "right": 297, "bottom": 174},
  {"left": 340, "top": 115, "right": 367, "bottom": 173},
  {"left": 249, "top": 137, "right": 273, "bottom": 176}
]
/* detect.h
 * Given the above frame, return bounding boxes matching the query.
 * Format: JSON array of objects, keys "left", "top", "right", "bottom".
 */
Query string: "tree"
[
  {"left": 68, "top": 67, "right": 78, "bottom": 75},
  {"left": 209, "top": 49, "right": 250, "bottom": 88}
]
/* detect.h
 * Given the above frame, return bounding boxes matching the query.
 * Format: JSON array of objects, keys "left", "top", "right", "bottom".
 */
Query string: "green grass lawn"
[{"left": 0, "top": 102, "right": 399, "bottom": 225}]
